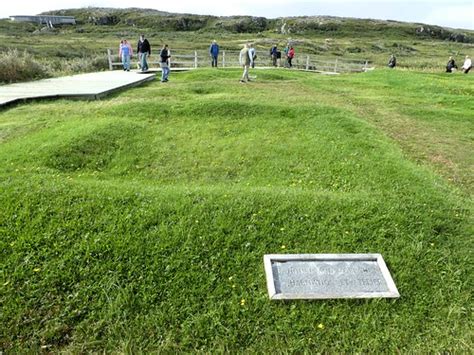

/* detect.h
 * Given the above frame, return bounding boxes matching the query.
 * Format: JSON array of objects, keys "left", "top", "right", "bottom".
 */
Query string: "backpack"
[{"left": 160, "top": 48, "right": 169, "bottom": 62}]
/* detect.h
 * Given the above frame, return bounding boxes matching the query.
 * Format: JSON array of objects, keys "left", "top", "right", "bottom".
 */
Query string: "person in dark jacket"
[
  {"left": 270, "top": 45, "right": 278, "bottom": 67},
  {"left": 209, "top": 40, "right": 220, "bottom": 67},
  {"left": 137, "top": 34, "right": 151, "bottom": 72},
  {"left": 446, "top": 56, "right": 458, "bottom": 73},
  {"left": 160, "top": 44, "right": 171, "bottom": 82},
  {"left": 388, "top": 54, "right": 397, "bottom": 68}
]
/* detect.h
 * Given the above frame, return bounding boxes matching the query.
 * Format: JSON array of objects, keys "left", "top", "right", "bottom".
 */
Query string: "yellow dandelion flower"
[
  {"left": 281, "top": 245, "right": 286, "bottom": 249},
  {"left": 240, "top": 299, "right": 246, "bottom": 306},
  {"left": 318, "top": 323, "right": 325, "bottom": 329},
  {"left": 33, "top": 268, "right": 41, "bottom": 272}
]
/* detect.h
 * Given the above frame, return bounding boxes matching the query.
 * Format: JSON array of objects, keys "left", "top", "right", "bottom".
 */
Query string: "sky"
[{"left": 3, "top": 0, "right": 474, "bottom": 30}]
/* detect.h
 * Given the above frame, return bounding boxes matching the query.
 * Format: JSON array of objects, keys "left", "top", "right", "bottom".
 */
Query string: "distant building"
[{"left": 9, "top": 15, "right": 76, "bottom": 26}]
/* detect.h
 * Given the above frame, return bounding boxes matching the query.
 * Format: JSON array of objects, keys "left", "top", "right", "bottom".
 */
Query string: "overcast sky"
[{"left": 3, "top": 0, "right": 473, "bottom": 30}]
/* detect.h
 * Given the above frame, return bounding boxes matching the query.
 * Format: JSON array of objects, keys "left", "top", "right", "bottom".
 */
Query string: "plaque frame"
[{"left": 264, "top": 254, "right": 400, "bottom": 300}]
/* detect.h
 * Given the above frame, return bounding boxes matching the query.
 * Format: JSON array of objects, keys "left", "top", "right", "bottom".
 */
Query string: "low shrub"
[
  {"left": 58, "top": 55, "right": 109, "bottom": 74},
  {"left": 0, "top": 49, "right": 50, "bottom": 83}
]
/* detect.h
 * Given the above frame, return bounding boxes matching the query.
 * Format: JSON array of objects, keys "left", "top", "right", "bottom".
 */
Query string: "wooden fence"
[{"left": 107, "top": 49, "right": 370, "bottom": 74}]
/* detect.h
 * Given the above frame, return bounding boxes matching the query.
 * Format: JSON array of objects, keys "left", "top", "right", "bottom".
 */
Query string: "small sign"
[{"left": 264, "top": 254, "right": 399, "bottom": 300}]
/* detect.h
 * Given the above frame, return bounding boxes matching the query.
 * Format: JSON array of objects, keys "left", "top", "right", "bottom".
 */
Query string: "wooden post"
[
  {"left": 222, "top": 50, "right": 226, "bottom": 68},
  {"left": 364, "top": 60, "right": 368, "bottom": 71},
  {"left": 107, "top": 49, "right": 113, "bottom": 71},
  {"left": 306, "top": 55, "right": 310, "bottom": 70},
  {"left": 194, "top": 51, "right": 198, "bottom": 68},
  {"left": 334, "top": 59, "right": 338, "bottom": 73}
]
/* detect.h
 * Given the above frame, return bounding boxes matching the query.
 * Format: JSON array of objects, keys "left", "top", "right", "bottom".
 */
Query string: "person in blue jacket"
[
  {"left": 209, "top": 40, "right": 220, "bottom": 67},
  {"left": 270, "top": 45, "right": 278, "bottom": 67}
]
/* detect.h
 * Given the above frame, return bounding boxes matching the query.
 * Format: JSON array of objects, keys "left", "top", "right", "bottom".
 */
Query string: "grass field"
[{"left": 0, "top": 68, "right": 472, "bottom": 352}]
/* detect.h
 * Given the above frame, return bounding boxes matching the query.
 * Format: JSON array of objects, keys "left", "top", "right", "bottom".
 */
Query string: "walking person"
[
  {"left": 461, "top": 55, "right": 472, "bottom": 74},
  {"left": 119, "top": 39, "right": 133, "bottom": 71},
  {"left": 137, "top": 34, "right": 151, "bottom": 72},
  {"left": 270, "top": 44, "right": 278, "bottom": 67},
  {"left": 209, "top": 40, "right": 219, "bottom": 67},
  {"left": 239, "top": 43, "right": 253, "bottom": 83},
  {"left": 160, "top": 44, "right": 171, "bottom": 82},
  {"left": 287, "top": 46, "right": 295, "bottom": 68},
  {"left": 283, "top": 44, "right": 289, "bottom": 67},
  {"left": 249, "top": 43, "right": 256, "bottom": 69},
  {"left": 445, "top": 56, "right": 457, "bottom": 73}
]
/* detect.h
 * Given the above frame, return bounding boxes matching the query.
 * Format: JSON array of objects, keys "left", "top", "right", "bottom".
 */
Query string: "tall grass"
[
  {"left": 0, "top": 49, "right": 109, "bottom": 83},
  {"left": 0, "top": 49, "right": 50, "bottom": 83},
  {"left": 53, "top": 55, "right": 109, "bottom": 75}
]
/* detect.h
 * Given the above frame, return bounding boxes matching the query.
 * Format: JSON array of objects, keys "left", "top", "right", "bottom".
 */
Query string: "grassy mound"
[{"left": 0, "top": 69, "right": 472, "bottom": 352}]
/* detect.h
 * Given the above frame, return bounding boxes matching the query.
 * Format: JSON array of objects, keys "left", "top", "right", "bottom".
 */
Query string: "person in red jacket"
[{"left": 287, "top": 46, "right": 295, "bottom": 68}]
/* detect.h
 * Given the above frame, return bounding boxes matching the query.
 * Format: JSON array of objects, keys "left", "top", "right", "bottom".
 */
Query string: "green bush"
[
  {"left": 0, "top": 49, "right": 50, "bottom": 83},
  {"left": 58, "top": 55, "right": 109, "bottom": 74}
]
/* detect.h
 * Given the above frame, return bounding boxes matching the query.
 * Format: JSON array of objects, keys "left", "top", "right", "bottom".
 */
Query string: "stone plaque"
[{"left": 264, "top": 254, "right": 399, "bottom": 300}]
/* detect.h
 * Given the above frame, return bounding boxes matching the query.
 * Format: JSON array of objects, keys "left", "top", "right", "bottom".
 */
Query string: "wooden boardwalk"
[{"left": 0, "top": 70, "right": 156, "bottom": 107}]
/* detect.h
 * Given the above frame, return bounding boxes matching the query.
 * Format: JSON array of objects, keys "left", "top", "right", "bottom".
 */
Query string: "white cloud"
[{"left": 423, "top": 5, "right": 474, "bottom": 29}]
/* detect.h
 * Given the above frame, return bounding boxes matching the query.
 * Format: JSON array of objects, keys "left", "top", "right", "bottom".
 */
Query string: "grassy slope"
[{"left": 0, "top": 69, "right": 472, "bottom": 352}]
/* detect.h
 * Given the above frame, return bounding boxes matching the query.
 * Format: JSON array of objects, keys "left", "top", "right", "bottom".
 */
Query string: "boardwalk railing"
[{"left": 107, "top": 49, "right": 370, "bottom": 74}]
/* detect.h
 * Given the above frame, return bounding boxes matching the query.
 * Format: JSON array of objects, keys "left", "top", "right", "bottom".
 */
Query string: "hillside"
[
  {"left": 43, "top": 7, "right": 473, "bottom": 42},
  {"left": 0, "top": 69, "right": 472, "bottom": 352},
  {"left": 1, "top": 7, "right": 473, "bottom": 83}
]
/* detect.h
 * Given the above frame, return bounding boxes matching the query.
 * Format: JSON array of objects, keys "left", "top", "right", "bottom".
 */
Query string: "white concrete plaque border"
[{"left": 264, "top": 254, "right": 400, "bottom": 300}]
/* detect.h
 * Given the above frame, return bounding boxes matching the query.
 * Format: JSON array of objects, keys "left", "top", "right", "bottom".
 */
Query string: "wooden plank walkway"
[{"left": 0, "top": 70, "right": 156, "bottom": 107}]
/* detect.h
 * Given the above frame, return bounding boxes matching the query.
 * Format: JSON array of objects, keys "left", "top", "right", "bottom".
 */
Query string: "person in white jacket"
[
  {"left": 239, "top": 43, "right": 253, "bottom": 83},
  {"left": 462, "top": 55, "right": 472, "bottom": 74}
]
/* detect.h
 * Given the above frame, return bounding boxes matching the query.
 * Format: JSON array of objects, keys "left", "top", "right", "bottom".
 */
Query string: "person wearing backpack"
[
  {"left": 239, "top": 43, "right": 253, "bottom": 83},
  {"left": 270, "top": 45, "right": 278, "bottom": 67},
  {"left": 160, "top": 44, "right": 171, "bottom": 82}
]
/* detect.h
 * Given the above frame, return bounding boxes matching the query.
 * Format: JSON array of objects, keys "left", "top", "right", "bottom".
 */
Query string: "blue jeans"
[
  {"left": 122, "top": 55, "right": 130, "bottom": 70},
  {"left": 140, "top": 53, "right": 149, "bottom": 71},
  {"left": 160, "top": 62, "right": 170, "bottom": 81}
]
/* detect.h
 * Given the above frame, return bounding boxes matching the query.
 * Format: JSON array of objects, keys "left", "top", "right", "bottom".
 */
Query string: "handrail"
[{"left": 107, "top": 48, "right": 370, "bottom": 73}]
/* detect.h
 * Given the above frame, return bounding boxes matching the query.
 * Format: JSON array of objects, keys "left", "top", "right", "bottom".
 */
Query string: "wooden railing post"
[
  {"left": 334, "top": 59, "right": 338, "bottom": 73},
  {"left": 364, "top": 60, "right": 368, "bottom": 71},
  {"left": 107, "top": 49, "right": 113, "bottom": 71},
  {"left": 222, "top": 50, "right": 226, "bottom": 68},
  {"left": 306, "top": 55, "right": 310, "bottom": 70},
  {"left": 194, "top": 51, "right": 198, "bottom": 68}
]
